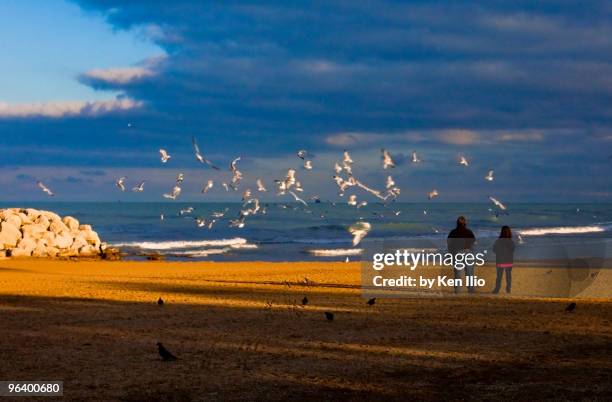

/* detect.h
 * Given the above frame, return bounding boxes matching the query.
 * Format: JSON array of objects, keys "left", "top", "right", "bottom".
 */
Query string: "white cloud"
[
  {"left": 0, "top": 98, "right": 143, "bottom": 118},
  {"left": 435, "top": 129, "right": 480, "bottom": 145},
  {"left": 81, "top": 66, "right": 155, "bottom": 84},
  {"left": 498, "top": 131, "right": 544, "bottom": 142}
]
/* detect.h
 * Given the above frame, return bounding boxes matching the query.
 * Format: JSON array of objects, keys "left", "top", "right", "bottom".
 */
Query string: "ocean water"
[{"left": 2, "top": 202, "right": 611, "bottom": 261}]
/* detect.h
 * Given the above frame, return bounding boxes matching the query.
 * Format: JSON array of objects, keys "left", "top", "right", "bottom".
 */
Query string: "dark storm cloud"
[{"left": 68, "top": 0, "right": 612, "bottom": 145}]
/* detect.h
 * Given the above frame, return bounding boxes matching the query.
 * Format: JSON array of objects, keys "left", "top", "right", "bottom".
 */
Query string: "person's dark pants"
[
  {"left": 493, "top": 266, "right": 512, "bottom": 293},
  {"left": 453, "top": 264, "right": 475, "bottom": 293}
]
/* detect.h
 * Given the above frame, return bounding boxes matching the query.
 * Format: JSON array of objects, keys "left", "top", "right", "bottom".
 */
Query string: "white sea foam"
[
  {"left": 519, "top": 226, "right": 605, "bottom": 236},
  {"left": 175, "top": 248, "right": 232, "bottom": 257},
  {"left": 308, "top": 248, "right": 363, "bottom": 256},
  {"left": 113, "top": 237, "right": 249, "bottom": 250}
]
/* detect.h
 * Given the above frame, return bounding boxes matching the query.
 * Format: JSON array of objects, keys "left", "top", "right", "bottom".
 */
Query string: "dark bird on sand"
[
  {"left": 157, "top": 297, "right": 164, "bottom": 306},
  {"left": 302, "top": 296, "right": 308, "bottom": 305},
  {"left": 157, "top": 342, "right": 178, "bottom": 361},
  {"left": 325, "top": 312, "right": 334, "bottom": 321},
  {"left": 367, "top": 298, "right": 376, "bottom": 306},
  {"left": 565, "top": 302, "right": 576, "bottom": 313}
]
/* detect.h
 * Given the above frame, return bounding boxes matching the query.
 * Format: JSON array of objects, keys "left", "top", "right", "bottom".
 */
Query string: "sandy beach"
[{"left": 0, "top": 259, "right": 610, "bottom": 401}]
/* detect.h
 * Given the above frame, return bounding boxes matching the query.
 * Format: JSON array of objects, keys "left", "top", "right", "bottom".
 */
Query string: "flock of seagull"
[{"left": 35, "top": 136, "right": 507, "bottom": 247}]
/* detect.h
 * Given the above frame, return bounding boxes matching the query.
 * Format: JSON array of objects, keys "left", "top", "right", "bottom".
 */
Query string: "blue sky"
[{"left": 0, "top": 0, "right": 611, "bottom": 202}]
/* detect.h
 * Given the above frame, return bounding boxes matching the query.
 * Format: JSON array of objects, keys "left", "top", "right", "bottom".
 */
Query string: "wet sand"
[{"left": 0, "top": 259, "right": 611, "bottom": 401}]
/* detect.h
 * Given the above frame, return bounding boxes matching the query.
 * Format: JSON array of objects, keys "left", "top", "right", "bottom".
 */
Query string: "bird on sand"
[
  {"left": 367, "top": 298, "right": 376, "bottom": 306},
  {"left": 159, "top": 149, "right": 171, "bottom": 163},
  {"left": 192, "top": 136, "right": 220, "bottom": 170},
  {"left": 565, "top": 302, "right": 576, "bottom": 313},
  {"left": 116, "top": 176, "right": 126, "bottom": 192},
  {"left": 37, "top": 181, "right": 54, "bottom": 196},
  {"left": 301, "top": 296, "right": 308, "bottom": 305},
  {"left": 485, "top": 169, "right": 494, "bottom": 181},
  {"left": 157, "top": 297, "right": 164, "bottom": 306},
  {"left": 325, "top": 312, "right": 334, "bottom": 321},
  {"left": 157, "top": 342, "right": 178, "bottom": 361}
]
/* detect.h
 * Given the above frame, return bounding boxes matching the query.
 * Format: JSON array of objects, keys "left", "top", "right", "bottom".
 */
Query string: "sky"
[{"left": 0, "top": 0, "right": 611, "bottom": 202}]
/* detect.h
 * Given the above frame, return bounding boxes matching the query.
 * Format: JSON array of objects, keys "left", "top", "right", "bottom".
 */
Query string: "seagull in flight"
[
  {"left": 202, "top": 180, "right": 214, "bottom": 193},
  {"left": 116, "top": 177, "right": 126, "bottom": 192},
  {"left": 297, "top": 150, "right": 307, "bottom": 160},
  {"left": 485, "top": 169, "right": 494, "bottom": 181},
  {"left": 230, "top": 157, "right": 243, "bottom": 188},
  {"left": 176, "top": 173, "right": 184, "bottom": 184},
  {"left": 381, "top": 149, "right": 395, "bottom": 169},
  {"left": 459, "top": 155, "right": 469, "bottom": 166},
  {"left": 159, "top": 149, "right": 171, "bottom": 163},
  {"left": 132, "top": 180, "right": 146, "bottom": 192},
  {"left": 288, "top": 190, "right": 307, "bottom": 206},
  {"left": 192, "top": 136, "right": 220, "bottom": 170},
  {"left": 348, "top": 221, "right": 371, "bottom": 246},
  {"left": 343, "top": 150, "right": 353, "bottom": 165},
  {"left": 428, "top": 189, "right": 439, "bottom": 200},
  {"left": 256, "top": 178, "right": 267, "bottom": 192},
  {"left": 347, "top": 195, "right": 358, "bottom": 206},
  {"left": 489, "top": 196, "right": 507, "bottom": 211},
  {"left": 37, "top": 181, "right": 54, "bottom": 196},
  {"left": 303, "top": 160, "right": 313, "bottom": 170},
  {"left": 411, "top": 151, "right": 421, "bottom": 164},
  {"left": 163, "top": 185, "right": 182, "bottom": 200}
]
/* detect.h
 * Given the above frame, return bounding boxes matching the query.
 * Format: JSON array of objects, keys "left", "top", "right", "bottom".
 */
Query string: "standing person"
[
  {"left": 447, "top": 216, "right": 476, "bottom": 293},
  {"left": 492, "top": 226, "right": 515, "bottom": 294}
]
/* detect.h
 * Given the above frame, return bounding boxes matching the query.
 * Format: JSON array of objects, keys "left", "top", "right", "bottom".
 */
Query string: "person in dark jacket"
[
  {"left": 447, "top": 216, "right": 476, "bottom": 293},
  {"left": 492, "top": 226, "right": 515, "bottom": 294}
]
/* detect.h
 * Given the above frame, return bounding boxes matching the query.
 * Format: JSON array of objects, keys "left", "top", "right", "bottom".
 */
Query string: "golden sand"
[{"left": 0, "top": 259, "right": 611, "bottom": 401}]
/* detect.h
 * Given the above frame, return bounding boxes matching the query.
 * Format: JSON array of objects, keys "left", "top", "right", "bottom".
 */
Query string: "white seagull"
[
  {"left": 348, "top": 221, "right": 371, "bottom": 246},
  {"left": 37, "top": 181, "right": 54, "bottom": 196},
  {"left": 459, "top": 155, "right": 469, "bottom": 166},
  {"left": 116, "top": 176, "right": 126, "bottom": 192},
  {"left": 428, "top": 189, "right": 439, "bottom": 200},
  {"left": 297, "top": 150, "right": 307, "bottom": 160},
  {"left": 411, "top": 151, "right": 421, "bottom": 164},
  {"left": 485, "top": 169, "right": 494, "bottom": 181},
  {"left": 381, "top": 149, "right": 395, "bottom": 169},
  {"left": 163, "top": 185, "right": 182, "bottom": 200},
  {"left": 132, "top": 180, "right": 146, "bottom": 192},
  {"left": 489, "top": 196, "right": 507, "bottom": 211},
  {"left": 202, "top": 180, "right": 214, "bottom": 193},
  {"left": 192, "top": 136, "right": 220, "bottom": 170},
  {"left": 256, "top": 178, "right": 267, "bottom": 192},
  {"left": 288, "top": 190, "right": 307, "bottom": 206},
  {"left": 159, "top": 149, "right": 171, "bottom": 163},
  {"left": 303, "top": 160, "right": 313, "bottom": 170}
]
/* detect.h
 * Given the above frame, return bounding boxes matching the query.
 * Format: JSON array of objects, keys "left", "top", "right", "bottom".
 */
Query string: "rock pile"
[{"left": 0, "top": 208, "right": 106, "bottom": 258}]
